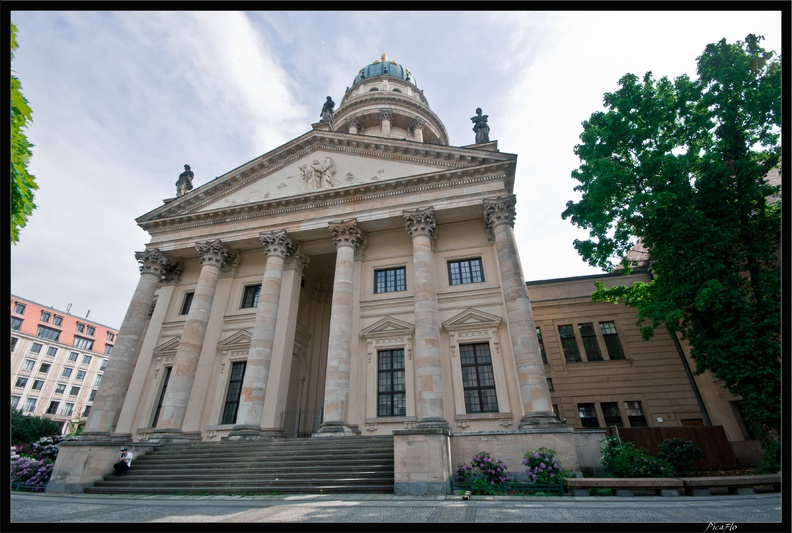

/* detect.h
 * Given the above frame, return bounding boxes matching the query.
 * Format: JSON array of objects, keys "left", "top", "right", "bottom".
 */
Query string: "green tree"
[
  {"left": 561, "top": 35, "right": 781, "bottom": 469},
  {"left": 11, "top": 21, "right": 38, "bottom": 244},
  {"left": 11, "top": 409, "right": 61, "bottom": 446}
]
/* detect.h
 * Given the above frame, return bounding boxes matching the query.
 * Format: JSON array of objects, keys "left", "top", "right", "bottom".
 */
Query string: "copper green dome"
[{"left": 352, "top": 53, "right": 417, "bottom": 88}]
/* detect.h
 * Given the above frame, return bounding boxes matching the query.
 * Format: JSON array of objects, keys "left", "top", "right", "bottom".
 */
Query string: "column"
[
  {"left": 230, "top": 230, "right": 294, "bottom": 439},
  {"left": 347, "top": 117, "right": 361, "bottom": 135},
  {"left": 380, "top": 109, "right": 392, "bottom": 136},
  {"left": 403, "top": 207, "right": 449, "bottom": 428},
  {"left": 483, "top": 195, "right": 563, "bottom": 428},
  {"left": 82, "top": 249, "right": 177, "bottom": 437},
  {"left": 317, "top": 219, "right": 365, "bottom": 435},
  {"left": 410, "top": 118, "right": 426, "bottom": 143},
  {"left": 154, "top": 239, "right": 233, "bottom": 438}
]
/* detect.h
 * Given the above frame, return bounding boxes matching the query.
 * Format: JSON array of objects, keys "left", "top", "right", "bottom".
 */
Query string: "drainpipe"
[{"left": 646, "top": 267, "right": 712, "bottom": 426}]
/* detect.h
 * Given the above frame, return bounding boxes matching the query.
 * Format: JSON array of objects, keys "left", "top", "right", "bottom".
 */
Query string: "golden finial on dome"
[{"left": 381, "top": 52, "right": 387, "bottom": 61}]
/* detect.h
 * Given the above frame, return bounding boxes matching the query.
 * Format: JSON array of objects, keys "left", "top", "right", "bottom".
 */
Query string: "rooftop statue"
[
  {"left": 320, "top": 96, "right": 335, "bottom": 123},
  {"left": 175, "top": 164, "right": 194, "bottom": 197},
  {"left": 471, "top": 107, "right": 490, "bottom": 144}
]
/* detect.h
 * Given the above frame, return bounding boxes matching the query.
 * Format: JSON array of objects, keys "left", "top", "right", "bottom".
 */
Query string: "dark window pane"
[
  {"left": 460, "top": 343, "right": 498, "bottom": 413},
  {"left": 558, "top": 325, "right": 581, "bottom": 362},
  {"left": 579, "top": 323, "right": 602, "bottom": 361},
  {"left": 241, "top": 286, "right": 261, "bottom": 309},
  {"left": 600, "top": 321, "right": 625, "bottom": 359},
  {"left": 377, "top": 349, "right": 405, "bottom": 417},
  {"left": 221, "top": 362, "right": 247, "bottom": 424}
]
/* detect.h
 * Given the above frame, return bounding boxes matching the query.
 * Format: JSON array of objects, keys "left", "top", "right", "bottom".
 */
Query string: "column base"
[
  {"left": 415, "top": 417, "right": 450, "bottom": 430},
  {"left": 518, "top": 411, "right": 566, "bottom": 429},
  {"left": 314, "top": 421, "right": 361, "bottom": 436},
  {"left": 225, "top": 426, "right": 285, "bottom": 440},
  {"left": 146, "top": 428, "right": 203, "bottom": 443}
]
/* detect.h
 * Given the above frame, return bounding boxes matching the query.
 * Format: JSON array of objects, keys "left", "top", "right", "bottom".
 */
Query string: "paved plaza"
[{"left": 7, "top": 491, "right": 785, "bottom": 531}]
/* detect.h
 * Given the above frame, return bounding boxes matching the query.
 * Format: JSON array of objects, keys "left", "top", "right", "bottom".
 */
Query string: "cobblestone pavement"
[{"left": 8, "top": 492, "right": 786, "bottom": 531}]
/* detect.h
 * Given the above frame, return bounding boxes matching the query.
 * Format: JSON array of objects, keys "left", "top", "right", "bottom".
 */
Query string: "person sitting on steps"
[{"left": 113, "top": 447, "right": 133, "bottom": 476}]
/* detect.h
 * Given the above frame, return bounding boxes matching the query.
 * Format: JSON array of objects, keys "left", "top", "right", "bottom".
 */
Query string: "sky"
[{"left": 9, "top": 9, "right": 784, "bottom": 329}]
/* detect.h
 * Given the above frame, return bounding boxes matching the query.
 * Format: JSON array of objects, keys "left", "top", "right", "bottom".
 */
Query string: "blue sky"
[{"left": 10, "top": 9, "right": 783, "bottom": 328}]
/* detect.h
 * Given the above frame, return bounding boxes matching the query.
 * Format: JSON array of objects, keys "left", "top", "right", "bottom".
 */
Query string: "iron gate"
[{"left": 280, "top": 408, "right": 322, "bottom": 438}]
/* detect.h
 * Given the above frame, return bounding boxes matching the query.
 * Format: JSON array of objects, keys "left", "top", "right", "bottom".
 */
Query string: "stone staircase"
[{"left": 84, "top": 435, "right": 394, "bottom": 495}]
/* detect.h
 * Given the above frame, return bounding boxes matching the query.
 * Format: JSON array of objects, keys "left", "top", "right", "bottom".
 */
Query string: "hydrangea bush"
[
  {"left": 455, "top": 451, "right": 512, "bottom": 493},
  {"left": 11, "top": 456, "right": 53, "bottom": 491},
  {"left": 523, "top": 447, "right": 569, "bottom": 487}
]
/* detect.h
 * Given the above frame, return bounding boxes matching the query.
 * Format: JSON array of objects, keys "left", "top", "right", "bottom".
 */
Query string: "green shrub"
[
  {"left": 600, "top": 435, "right": 673, "bottom": 478},
  {"left": 657, "top": 438, "right": 704, "bottom": 476},
  {"left": 522, "top": 447, "right": 570, "bottom": 488},
  {"left": 455, "top": 451, "right": 512, "bottom": 494},
  {"left": 11, "top": 410, "right": 61, "bottom": 446},
  {"left": 756, "top": 439, "right": 781, "bottom": 474}
]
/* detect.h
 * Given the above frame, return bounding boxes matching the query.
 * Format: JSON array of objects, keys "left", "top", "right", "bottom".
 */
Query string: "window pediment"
[{"left": 442, "top": 308, "right": 502, "bottom": 332}]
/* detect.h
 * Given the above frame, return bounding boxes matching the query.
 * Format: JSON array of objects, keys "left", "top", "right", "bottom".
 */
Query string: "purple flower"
[
  {"left": 539, "top": 462, "right": 546, "bottom": 469},
  {"left": 550, "top": 473, "right": 555, "bottom": 477}
]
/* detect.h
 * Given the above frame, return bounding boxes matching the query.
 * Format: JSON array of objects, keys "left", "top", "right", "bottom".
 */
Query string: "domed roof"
[{"left": 352, "top": 53, "right": 416, "bottom": 88}]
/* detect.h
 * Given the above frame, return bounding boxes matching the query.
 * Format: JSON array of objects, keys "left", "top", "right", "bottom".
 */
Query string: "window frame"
[
  {"left": 557, "top": 325, "right": 581, "bottom": 363},
  {"left": 377, "top": 349, "right": 406, "bottom": 417},
  {"left": 22, "top": 359, "right": 36, "bottom": 371},
  {"left": 221, "top": 362, "right": 247, "bottom": 425},
  {"left": 578, "top": 323, "right": 603, "bottom": 361},
  {"left": 374, "top": 267, "right": 407, "bottom": 294},
  {"left": 240, "top": 285, "right": 261, "bottom": 309},
  {"left": 577, "top": 402, "right": 600, "bottom": 428},
  {"left": 11, "top": 317, "right": 23, "bottom": 331},
  {"left": 180, "top": 292, "right": 194, "bottom": 315},
  {"left": 600, "top": 321, "right": 626, "bottom": 360},
  {"left": 447, "top": 257, "right": 485, "bottom": 286},
  {"left": 37, "top": 325, "right": 61, "bottom": 342},
  {"left": 459, "top": 342, "right": 499, "bottom": 414}
]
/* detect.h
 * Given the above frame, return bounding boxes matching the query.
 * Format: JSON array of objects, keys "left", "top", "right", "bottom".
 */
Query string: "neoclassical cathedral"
[{"left": 53, "top": 55, "right": 752, "bottom": 493}]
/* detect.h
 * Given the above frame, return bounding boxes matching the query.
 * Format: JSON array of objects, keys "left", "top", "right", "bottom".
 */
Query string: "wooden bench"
[
  {"left": 679, "top": 475, "right": 781, "bottom": 496},
  {"left": 566, "top": 477, "right": 684, "bottom": 497}
]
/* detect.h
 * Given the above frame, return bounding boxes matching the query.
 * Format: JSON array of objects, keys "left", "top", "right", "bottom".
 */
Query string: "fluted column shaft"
[
  {"left": 83, "top": 249, "right": 174, "bottom": 436},
  {"left": 484, "top": 196, "right": 561, "bottom": 427},
  {"left": 233, "top": 231, "right": 294, "bottom": 434},
  {"left": 156, "top": 240, "right": 232, "bottom": 431},
  {"left": 404, "top": 207, "right": 448, "bottom": 428},
  {"left": 319, "top": 220, "right": 365, "bottom": 433}
]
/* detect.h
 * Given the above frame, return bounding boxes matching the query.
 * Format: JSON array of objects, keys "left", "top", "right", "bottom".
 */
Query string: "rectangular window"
[
  {"left": 40, "top": 311, "right": 51, "bottom": 323},
  {"left": 600, "top": 321, "right": 625, "bottom": 360},
  {"left": 32, "top": 380, "right": 44, "bottom": 391},
  {"left": 377, "top": 349, "right": 406, "bottom": 417},
  {"left": 601, "top": 402, "right": 624, "bottom": 428},
  {"left": 93, "top": 375, "right": 102, "bottom": 386},
  {"left": 68, "top": 352, "right": 79, "bottom": 362},
  {"left": 241, "top": 285, "right": 261, "bottom": 309},
  {"left": 73, "top": 336, "right": 94, "bottom": 350},
  {"left": 546, "top": 378, "right": 554, "bottom": 391},
  {"left": 22, "top": 359, "right": 36, "bottom": 371},
  {"left": 15, "top": 377, "right": 28, "bottom": 388},
  {"left": 14, "top": 302, "right": 26, "bottom": 315},
  {"left": 11, "top": 337, "right": 19, "bottom": 352},
  {"left": 374, "top": 267, "right": 407, "bottom": 294},
  {"left": 24, "top": 398, "right": 37, "bottom": 413},
  {"left": 38, "top": 363, "right": 51, "bottom": 374},
  {"left": 37, "top": 325, "right": 61, "bottom": 342},
  {"left": 86, "top": 326, "right": 95, "bottom": 336},
  {"left": 624, "top": 401, "right": 648, "bottom": 427},
  {"left": 460, "top": 343, "right": 499, "bottom": 413},
  {"left": 558, "top": 325, "right": 581, "bottom": 362},
  {"left": 151, "top": 366, "right": 171, "bottom": 428},
  {"left": 30, "top": 342, "right": 43, "bottom": 353},
  {"left": 180, "top": 292, "right": 194, "bottom": 315},
  {"left": 107, "top": 332, "right": 115, "bottom": 342},
  {"left": 82, "top": 405, "right": 91, "bottom": 417},
  {"left": 105, "top": 344, "right": 113, "bottom": 354},
  {"left": 536, "top": 327, "right": 547, "bottom": 364},
  {"left": 55, "top": 383, "right": 66, "bottom": 395},
  {"left": 578, "top": 403, "right": 599, "bottom": 428},
  {"left": 46, "top": 346, "right": 58, "bottom": 356},
  {"left": 47, "top": 401, "right": 60, "bottom": 415},
  {"left": 76, "top": 323, "right": 85, "bottom": 333},
  {"left": 53, "top": 315, "right": 63, "bottom": 327},
  {"left": 82, "top": 355, "right": 92, "bottom": 365},
  {"left": 70, "top": 386, "right": 80, "bottom": 397},
  {"left": 11, "top": 396, "right": 21, "bottom": 410},
  {"left": 578, "top": 323, "right": 603, "bottom": 361},
  {"left": 62, "top": 367, "right": 73, "bottom": 378},
  {"left": 62, "top": 402, "right": 74, "bottom": 416},
  {"left": 221, "top": 362, "right": 247, "bottom": 424},
  {"left": 76, "top": 370, "right": 86, "bottom": 381},
  {"left": 89, "top": 389, "right": 97, "bottom": 401},
  {"left": 448, "top": 258, "right": 484, "bottom": 285},
  {"left": 11, "top": 317, "right": 22, "bottom": 331},
  {"left": 100, "top": 359, "right": 107, "bottom": 370}
]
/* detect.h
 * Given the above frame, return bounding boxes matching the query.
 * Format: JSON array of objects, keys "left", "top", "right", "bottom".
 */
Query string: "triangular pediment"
[
  {"left": 361, "top": 316, "right": 415, "bottom": 338},
  {"left": 137, "top": 130, "right": 517, "bottom": 228},
  {"left": 153, "top": 336, "right": 181, "bottom": 355},
  {"left": 217, "top": 330, "right": 252, "bottom": 348},
  {"left": 442, "top": 308, "right": 502, "bottom": 331}
]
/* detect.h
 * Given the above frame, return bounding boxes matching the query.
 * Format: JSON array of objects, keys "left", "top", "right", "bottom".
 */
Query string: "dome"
[{"left": 352, "top": 53, "right": 417, "bottom": 88}]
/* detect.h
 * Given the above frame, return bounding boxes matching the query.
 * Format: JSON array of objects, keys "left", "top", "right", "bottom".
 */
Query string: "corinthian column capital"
[
  {"left": 135, "top": 248, "right": 174, "bottom": 277},
  {"left": 195, "top": 239, "right": 234, "bottom": 269},
  {"left": 483, "top": 195, "right": 517, "bottom": 234},
  {"left": 403, "top": 207, "right": 437, "bottom": 240},
  {"left": 259, "top": 230, "right": 295, "bottom": 259},
  {"left": 286, "top": 245, "right": 311, "bottom": 274},
  {"left": 329, "top": 219, "right": 366, "bottom": 249}
]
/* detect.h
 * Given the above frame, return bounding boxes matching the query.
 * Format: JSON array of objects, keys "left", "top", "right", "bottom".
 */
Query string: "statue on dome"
[
  {"left": 175, "top": 164, "right": 194, "bottom": 197},
  {"left": 471, "top": 108, "right": 490, "bottom": 144},
  {"left": 320, "top": 96, "right": 335, "bottom": 123}
]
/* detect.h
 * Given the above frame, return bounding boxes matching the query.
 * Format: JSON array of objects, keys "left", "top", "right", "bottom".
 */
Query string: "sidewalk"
[{"left": 8, "top": 491, "right": 785, "bottom": 529}]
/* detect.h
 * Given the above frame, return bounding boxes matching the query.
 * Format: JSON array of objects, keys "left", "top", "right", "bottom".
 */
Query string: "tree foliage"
[
  {"left": 561, "top": 35, "right": 781, "bottom": 460},
  {"left": 11, "top": 21, "right": 38, "bottom": 244},
  {"left": 11, "top": 409, "right": 61, "bottom": 446}
]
